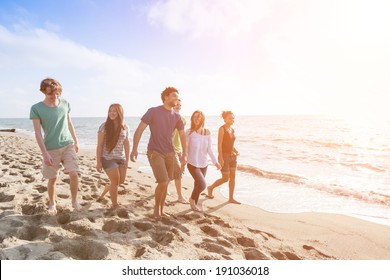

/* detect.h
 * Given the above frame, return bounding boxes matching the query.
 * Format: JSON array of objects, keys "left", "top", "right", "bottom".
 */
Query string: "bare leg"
[
  {"left": 69, "top": 171, "right": 81, "bottom": 210},
  {"left": 189, "top": 198, "right": 202, "bottom": 212},
  {"left": 47, "top": 177, "right": 57, "bottom": 214},
  {"left": 206, "top": 173, "right": 229, "bottom": 198},
  {"left": 154, "top": 181, "right": 169, "bottom": 218},
  {"left": 175, "top": 178, "right": 188, "bottom": 203},
  {"left": 160, "top": 182, "right": 170, "bottom": 216},
  {"left": 119, "top": 164, "right": 127, "bottom": 185},
  {"left": 97, "top": 184, "right": 110, "bottom": 201},
  {"left": 105, "top": 167, "right": 120, "bottom": 207},
  {"left": 228, "top": 169, "right": 240, "bottom": 204}
]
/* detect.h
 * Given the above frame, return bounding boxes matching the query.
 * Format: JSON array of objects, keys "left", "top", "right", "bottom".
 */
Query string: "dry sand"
[{"left": 1, "top": 131, "right": 390, "bottom": 260}]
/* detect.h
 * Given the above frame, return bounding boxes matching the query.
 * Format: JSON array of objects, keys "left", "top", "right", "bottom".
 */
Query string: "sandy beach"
[{"left": 1, "top": 131, "right": 390, "bottom": 260}]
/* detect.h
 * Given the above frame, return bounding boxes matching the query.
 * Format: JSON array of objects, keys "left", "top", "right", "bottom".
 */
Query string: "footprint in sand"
[
  {"left": 243, "top": 248, "right": 270, "bottom": 260},
  {"left": 196, "top": 218, "right": 212, "bottom": 225},
  {"left": 34, "top": 185, "right": 47, "bottom": 193},
  {"left": 197, "top": 240, "right": 231, "bottom": 256},
  {"left": 63, "top": 218, "right": 97, "bottom": 237},
  {"left": 54, "top": 239, "right": 109, "bottom": 260},
  {"left": 102, "top": 219, "right": 132, "bottom": 234},
  {"left": 81, "top": 194, "right": 94, "bottom": 201},
  {"left": 135, "top": 246, "right": 147, "bottom": 258},
  {"left": 0, "top": 217, "right": 24, "bottom": 242},
  {"left": 31, "top": 193, "right": 43, "bottom": 201},
  {"left": 0, "top": 182, "right": 10, "bottom": 188},
  {"left": 152, "top": 231, "right": 175, "bottom": 246},
  {"left": 208, "top": 215, "right": 232, "bottom": 228},
  {"left": 270, "top": 250, "right": 301, "bottom": 260},
  {"left": 20, "top": 202, "right": 46, "bottom": 215},
  {"left": 133, "top": 221, "right": 154, "bottom": 231},
  {"left": 200, "top": 225, "right": 220, "bottom": 237},
  {"left": 215, "top": 237, "right": 234, "bottom": 248},
  {"left": 302, "top": 244, "right": 333, "bottom": 259},
  {"left": 57, "top": 212, "right": 71, "bottom": 225},
  {"left": 17, "top": 225, "right": 50, "bottom": 241},
  {"left": 0, "top": 192, "right": 15, "bottom": 202},
  {"left": 236, "top": 236, "right": 256, "bottom": 248},
  {"left": 247, "top": 227, "right": 278, "bottom": 241},
  {"left": 203, "top": 237, "right": 233, "bottom": 249},
  {"left": 180, "top": 213, "right": 203, "bottom": 220}
]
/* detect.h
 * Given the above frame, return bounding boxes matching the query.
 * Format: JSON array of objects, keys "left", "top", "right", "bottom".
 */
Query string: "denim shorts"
[
  {"left": 101, "top": 157, "right": 126, "bottom": 171},
  {"left": 221, "top": 153, "right": 237, "bottom": 173}
]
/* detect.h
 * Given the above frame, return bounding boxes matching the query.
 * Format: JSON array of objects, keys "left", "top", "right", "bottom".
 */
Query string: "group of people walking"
[{"left": 30, "top": 78, "right": 240, "bottom": 219}]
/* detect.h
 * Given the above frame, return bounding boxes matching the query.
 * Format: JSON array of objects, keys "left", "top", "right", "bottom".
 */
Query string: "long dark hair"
[{"left": 105, "top": 104, "right": 125, "bottom": 152}]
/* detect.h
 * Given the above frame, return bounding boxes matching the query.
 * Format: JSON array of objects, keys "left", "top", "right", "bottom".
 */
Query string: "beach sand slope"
[{"left": 1, "top": 132, "right": 390, "bottom": 260}]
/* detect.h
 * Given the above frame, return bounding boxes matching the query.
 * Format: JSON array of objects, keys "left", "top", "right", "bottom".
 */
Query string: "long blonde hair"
[
  {"left": 105, "top": 104, "right": 125, "bottom": 152},
  {"left": 189, "top": 110, "right": 205, "bottom": 134}
]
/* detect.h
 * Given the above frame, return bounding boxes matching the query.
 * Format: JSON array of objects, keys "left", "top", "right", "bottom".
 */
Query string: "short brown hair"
[
  {"left": 40, "top": 78, "right": 62, "bottom": 94},
  {"left": 161, "top": 87, "right": 178, "bottom": 102}
]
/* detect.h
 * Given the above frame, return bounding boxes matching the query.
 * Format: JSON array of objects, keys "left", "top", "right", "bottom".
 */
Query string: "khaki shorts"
[
  {"left": 42, "top": 144, "right": 79, "bottom": 179},
  {"left": 173, "top": 152, "right": 182, "bottom": 180},
  {"left": 147, "top": 150, "right": 175, "bottom": 183}
]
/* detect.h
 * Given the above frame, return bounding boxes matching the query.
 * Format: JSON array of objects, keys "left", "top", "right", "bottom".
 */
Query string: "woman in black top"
[{"left": 206, "top": 111, "right": 240, "bottom": 204}]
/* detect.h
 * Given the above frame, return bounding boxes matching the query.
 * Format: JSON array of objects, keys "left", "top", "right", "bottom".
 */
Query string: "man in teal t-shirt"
[{"left": 30, "top": 78, "right": 81, "bottom": 215}]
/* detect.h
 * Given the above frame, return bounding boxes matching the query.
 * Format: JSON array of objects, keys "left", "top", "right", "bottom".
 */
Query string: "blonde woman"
[{"left": 186, "top": 110, "right": 221, "bottom": 212}]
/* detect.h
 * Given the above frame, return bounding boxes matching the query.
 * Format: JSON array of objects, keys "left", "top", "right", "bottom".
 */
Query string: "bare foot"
[
  {"left": 98, "top": 185, "right": 110, "bottom": 200},
  {"left": 205, "top": 186, "right": 214, "bottom": 199},
  {"left": 190, "top": 199, "right": 202, "bottom": 212},
  {"left": 228, "top": 199, "right": 241, "bottom": 204},
  {"left": 72, "top": 201, "right": 82, "bottom": 211},
  {"left": 161, "top": 212, "right": 172, "bottom": 218},
  {"left": 153, "top": 208, "right": 161, "bottom": 220},
  {"left": 190, "top": 204, "right": 202, "bottom": 212},
  {"left": 48, "top": 204, "right": 57, "bottom": 215},
  {"left": 111, "top": 204, "right": 124, "bottom": 210},
  {"left": 152, "top": 214, "right": 162, "bottom": 221}
]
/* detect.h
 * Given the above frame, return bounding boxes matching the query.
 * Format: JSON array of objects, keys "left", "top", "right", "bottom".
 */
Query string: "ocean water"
[{"left": 1, "top": 115, "right": 390, "bottom": 226}]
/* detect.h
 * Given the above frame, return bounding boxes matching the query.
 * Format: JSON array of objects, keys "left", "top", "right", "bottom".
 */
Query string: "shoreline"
[{"left": 1, "top": 131, "right": 390, "bottom": 260}]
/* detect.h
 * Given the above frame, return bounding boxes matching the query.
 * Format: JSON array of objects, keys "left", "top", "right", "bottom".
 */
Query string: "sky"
[{"left": 0, "top": 0, "right": 390, "bottom": 118}]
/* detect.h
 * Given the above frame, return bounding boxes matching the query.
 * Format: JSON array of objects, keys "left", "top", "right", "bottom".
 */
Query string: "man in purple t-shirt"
[{"left": 130, "top": 87, "right": 187, "bottom": 219}]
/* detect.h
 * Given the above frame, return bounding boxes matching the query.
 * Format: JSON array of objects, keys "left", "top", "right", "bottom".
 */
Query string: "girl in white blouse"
[{"left": 186, "top": 110, "right": 221, "bottom": 212}]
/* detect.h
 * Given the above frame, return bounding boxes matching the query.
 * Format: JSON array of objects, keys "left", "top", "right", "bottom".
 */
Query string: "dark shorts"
[
  {"left": 147, "top": 150, "right": 175, "bottom": 183},
  {"left": 221, "top": 153, "right": 237, "bottom": 173},
  {"left": 102, "top": 157, "right": 126, "bottom": 171}
]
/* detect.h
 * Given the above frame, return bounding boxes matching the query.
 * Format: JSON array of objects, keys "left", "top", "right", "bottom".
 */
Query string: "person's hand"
[
  {"left": 180, "top": 162, "right": 186, "bottom": 173},
  {"left": 218, "top": 155, "right": 224, "bottom": 167},
  {"left": 215, "top": 162, "right": 222, "bottom": 170},
  {"left": 73, "top": 143, "right": 79, "bottom": 153},
  {"left": 130, "top": 150, "right": 138, "bottom": 162},
  {"left": 96, "top": 162, "right": 103, "bottom": 173},
  {"left": 43, "top": 152, "right": 53, "bottom": 166},
  {"left": 180, "top": 154, "right": 187, "bottom": 166}
]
